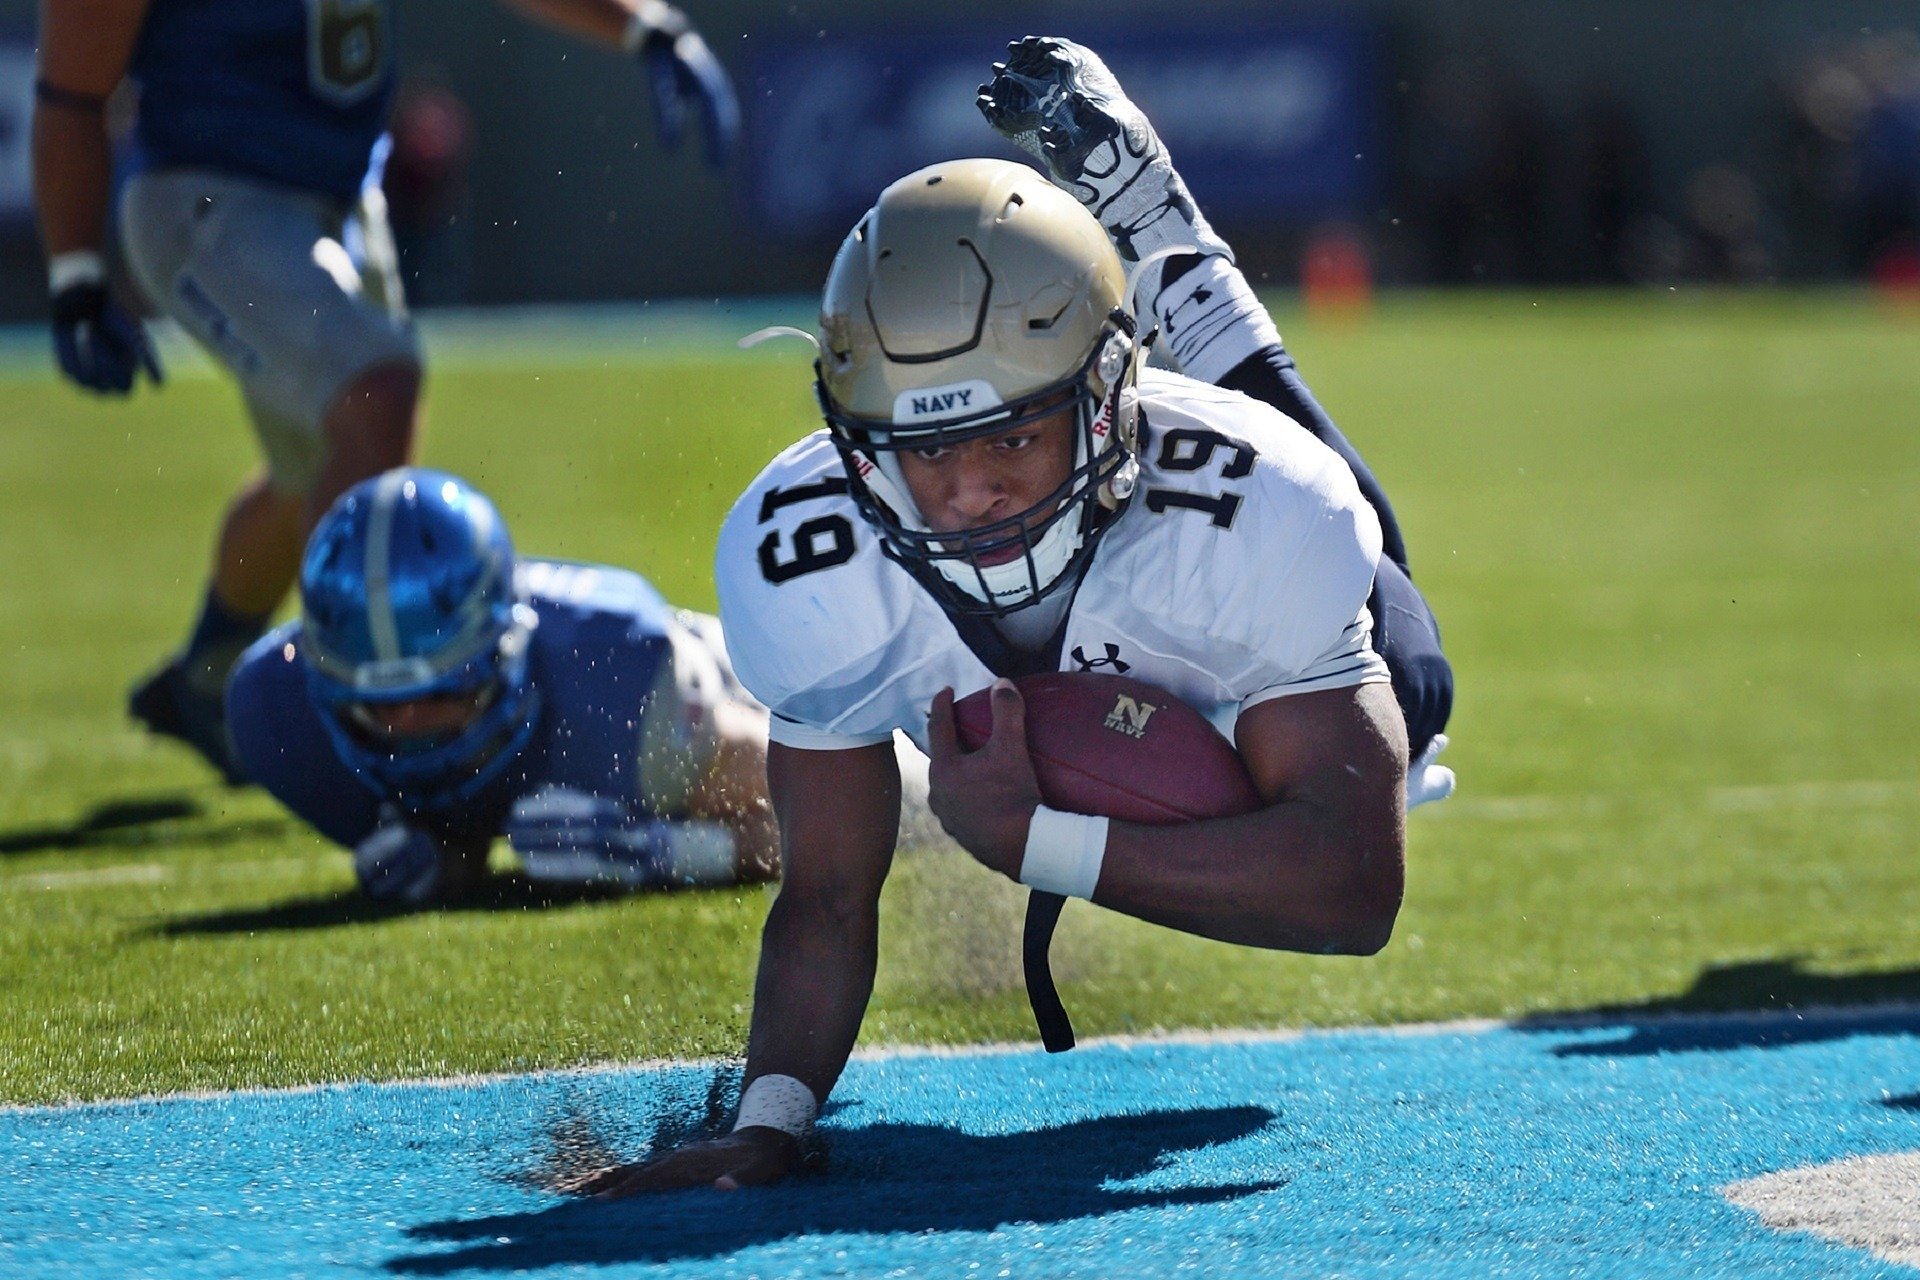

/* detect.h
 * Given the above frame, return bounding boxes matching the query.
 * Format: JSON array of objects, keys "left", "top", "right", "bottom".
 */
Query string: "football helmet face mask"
[
  {"left": 300, "top": 469, "right": 540, "bottom": 809},
  {"left": 816, "top": 158, "right": 1145, "bottom": 617}
]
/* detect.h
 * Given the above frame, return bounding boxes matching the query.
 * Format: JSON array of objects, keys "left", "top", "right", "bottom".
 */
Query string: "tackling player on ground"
[
  {"left": 571, "top": 37, "right": 1456, "bottom": 1192},
  {"left": 32, "top": 0, "right": 740, "bottom": 785},
  {"left": 227, "top": 468, "right": 785, "bottom": 903}
]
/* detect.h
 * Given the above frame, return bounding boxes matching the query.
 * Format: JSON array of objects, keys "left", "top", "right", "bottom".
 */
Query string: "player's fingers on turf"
[
  {"left": 592, "top": 1144, "right": 743, "bottom": 1196},
  {"left": 584, "top": 1161, "right": 684, "bottom": 1197},
  {"left": 712, "top": 1141, "right": 794, "bottom": 1189},
  {"left": 552, "top": 1163, "right": 630, "bottom": 1196},
  {"left": 926, "top": 687, "right": 959, "bottom": 763},
  {"left": 552, "top": 1165, "right": 624, "bottom": 1196},
  {"left": 574, "top": 1146, "right": 722, "bottom": 1196}
]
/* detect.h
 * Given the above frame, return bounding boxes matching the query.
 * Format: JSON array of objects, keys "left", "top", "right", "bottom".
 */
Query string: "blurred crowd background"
[{"left": 0, "top": 0, "right": 1915, "bottom": 320}]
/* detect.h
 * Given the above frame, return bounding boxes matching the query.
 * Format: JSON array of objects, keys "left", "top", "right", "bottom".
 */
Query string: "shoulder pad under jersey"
[
  {"left": 714, "top": 431, "right": 991, "bottom": 743},
  {"left": 1085, "top": 371, "right": 1386, "bottom": 693}
]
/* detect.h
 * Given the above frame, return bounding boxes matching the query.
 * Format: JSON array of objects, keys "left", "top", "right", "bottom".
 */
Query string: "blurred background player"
[
  {"left": 226, "top": 468, "right": 780, "bottom": 905},
  {"left": 30, "top": 0, "right": 741, "bottom": 784}
]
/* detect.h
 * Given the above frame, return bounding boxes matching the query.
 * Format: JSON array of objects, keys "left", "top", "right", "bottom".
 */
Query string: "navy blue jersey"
[
  {"left": 129, "top": 0, "right": 394, "bottom": 203},
  {"left": 228, "top": 560, "right": 682, "bottom": 848}
]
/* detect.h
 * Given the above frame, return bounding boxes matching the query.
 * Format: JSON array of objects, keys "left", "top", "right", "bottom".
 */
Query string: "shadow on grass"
[
  {"left": 0, "top": 796, "right": 295, "bottom": 857},
  {"left": 148, "top": 873, "right": 655, "bottom": 934},
  {"left": 1518, "top": 957, "right": 1920, "bottom": 1056},
  {"left": 385, "top": 1105, "right": 1285, "bottom": 1275}
]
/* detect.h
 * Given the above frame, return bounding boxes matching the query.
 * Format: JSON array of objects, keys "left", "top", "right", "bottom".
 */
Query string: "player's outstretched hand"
[
  {"left": 51, "top": 280, "right": 163, "bottom": 395},
  {"left": 631, "top": 1, "right": 741, "bottom": 167},
  {"left": 505, "top": 786, "right": 676, "bottom": 884},
  {"left": 558, "top": 1129, "right": 798, "bottom": 1197},
  {"left": 925, "top": 681, "right": 1042, "bottom": 878}
]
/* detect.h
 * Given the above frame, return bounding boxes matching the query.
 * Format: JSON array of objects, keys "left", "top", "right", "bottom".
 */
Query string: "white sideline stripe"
[
  {"left": 0, "top": 300, "right": 822, "bottom": 381},
  {"left": 0, "top": 858, "right": 326, "bottom": 893},
  {"left": 1705, "top": 779, "right": 1915, "bottom": 811},
  {"left": 7, "top": 1000, "right": 1920, "bottom": 1116},
  {"left": 5, "top": 863, "right": 169, "bottom": 890},
  {"left": 1723, "top": 1153, "right": 1920, "bottom": 1267},
  {"left": 1442, "top": 777, "right": 1916, "bottom": 821}
]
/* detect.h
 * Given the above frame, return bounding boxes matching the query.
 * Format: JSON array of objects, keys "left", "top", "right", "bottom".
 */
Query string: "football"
[{"left": 953, "top": 672, "right": 1262, "bottom": 824}]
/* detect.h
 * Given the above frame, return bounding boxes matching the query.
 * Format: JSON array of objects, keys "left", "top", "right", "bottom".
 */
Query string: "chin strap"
[{"left": 1022, "top": 890, "right": 1075, "bottom": 1052}]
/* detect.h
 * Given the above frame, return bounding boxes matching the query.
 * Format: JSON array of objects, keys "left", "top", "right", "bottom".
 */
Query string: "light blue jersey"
[{"left": 228, "top": 561, "right": 687, "bottom": 848}]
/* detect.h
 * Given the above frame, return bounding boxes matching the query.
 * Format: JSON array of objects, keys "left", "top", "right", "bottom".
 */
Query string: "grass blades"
[{"left": 1, "top": 291, "right": 1915, "bottom": 1103}]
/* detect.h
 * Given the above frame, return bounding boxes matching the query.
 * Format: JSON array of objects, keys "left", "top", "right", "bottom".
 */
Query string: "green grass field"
[{"left": 2, "top": 292, "right": 1916, "bottom": 1106}]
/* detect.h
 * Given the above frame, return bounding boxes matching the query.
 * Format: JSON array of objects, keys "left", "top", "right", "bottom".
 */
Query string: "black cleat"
[{"left": 128, "top": 657, "right": 248, "bottom": 786}]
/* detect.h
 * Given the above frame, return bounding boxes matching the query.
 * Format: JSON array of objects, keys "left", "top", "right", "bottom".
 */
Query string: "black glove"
[
  {"left": 51, "top": 275, "right": 163, "bottom": 395},
  {"left": 630, "top": 2, "right": 740, "bottom": 168}
]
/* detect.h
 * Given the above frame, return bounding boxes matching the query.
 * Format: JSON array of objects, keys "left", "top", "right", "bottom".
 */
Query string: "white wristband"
[
  {"left": 620, "top": 0, "right": 674, "bottom": 51},
  {"left": 48, "top": 249, "right": 105, "bottom": 295},
  {"left": 732, "top": 1073, "right": 816, "bottom": 1137},
  {"left": 1018, "top": 806, "right": 1109, "bottom": 901}
]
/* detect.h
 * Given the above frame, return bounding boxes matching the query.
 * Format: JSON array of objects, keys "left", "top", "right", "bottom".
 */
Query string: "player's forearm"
[
  {"left": 32, "top": 106, "right": 113, "bottom": 257},
  {"left": 740, "top": 882, "right": 880, "bottom": 1103},
  {"left": 1091, "top": 801, "right": 1403, "bottom": 953},
  {"left": 34, "top": 0, "right": 150, "bottom": 258}
]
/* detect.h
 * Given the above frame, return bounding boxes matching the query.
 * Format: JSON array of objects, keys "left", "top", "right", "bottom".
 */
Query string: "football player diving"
[
  {"left": 564, "top": 37, "right": 1457, "bottom": 1193},
  {"left": 226, "top": 468, "right": 789, "bottom": 904},
  {"left": 32, "top": 0, "right": 741, "bottom": 785}
]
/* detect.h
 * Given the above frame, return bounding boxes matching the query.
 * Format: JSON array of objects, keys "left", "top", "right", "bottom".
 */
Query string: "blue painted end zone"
[{"left": 6, "top": 1014, "right": 1920, "bottom": 1278}]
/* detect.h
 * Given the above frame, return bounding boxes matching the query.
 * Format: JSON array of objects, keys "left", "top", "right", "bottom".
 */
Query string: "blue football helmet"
[{"left": 300, "top": 469, "right": 540, "bottom": 810}]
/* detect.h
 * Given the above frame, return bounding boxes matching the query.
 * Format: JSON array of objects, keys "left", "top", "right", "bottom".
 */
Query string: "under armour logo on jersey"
[{"left": 1072, "top": 644, "right": 1131, "bottom": 674}]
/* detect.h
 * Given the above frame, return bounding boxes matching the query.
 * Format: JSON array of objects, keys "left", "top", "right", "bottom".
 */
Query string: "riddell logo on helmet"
[
  {"left": 1104, "top": 694, "right": 1158, "bottom": 739},
  {"left": 894, "top": 379, "right": 1002, "bottom": 424}
]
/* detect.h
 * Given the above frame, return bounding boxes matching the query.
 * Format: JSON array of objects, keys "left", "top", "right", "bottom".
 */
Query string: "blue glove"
[
  {"left": 506, "top": 786, "right": 675, "bottom": 887},
  {"left": 353, "top": 819, "right": 446, "bottom": 904},
  {"left": 631, "top": 2, "right": 741, "bottom": 167},
  {"left": 51, "top": 280, "right": 163, "bottom": 395}
]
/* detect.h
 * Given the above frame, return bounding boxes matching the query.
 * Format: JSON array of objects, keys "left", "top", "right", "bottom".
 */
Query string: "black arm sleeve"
[
  {"left": 1218, "top": 345, "right": 1450, "bottom": 754},
  {"left": 1217, "top": 345, "right": 1410, "bottom": 575}
]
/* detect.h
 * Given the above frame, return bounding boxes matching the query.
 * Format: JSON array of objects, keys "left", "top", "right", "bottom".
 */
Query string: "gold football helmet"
[{"left": 817, "top": 158, "right": 1144, "bottom": 616}]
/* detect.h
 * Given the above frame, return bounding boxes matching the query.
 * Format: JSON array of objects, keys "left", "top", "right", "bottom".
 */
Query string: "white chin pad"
[
  {"left": 933, "top": 515, "right": 1083, "bottom": 607},
  {"left": 865, "top": 448, "right": 1084, "bottom": 608},
  {"left": 923, "top": 398, "right": 1097, "bottom": 609}
]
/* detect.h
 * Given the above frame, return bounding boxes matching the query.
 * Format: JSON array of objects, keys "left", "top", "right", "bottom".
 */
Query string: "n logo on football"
[{"left": 1104, "top": 695, "right": 1158, "bottom": 739}]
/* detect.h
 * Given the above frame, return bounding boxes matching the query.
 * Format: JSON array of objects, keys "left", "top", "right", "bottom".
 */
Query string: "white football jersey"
[{"left": 715, "top": 369, "right": 1391, "bottom": 753}]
